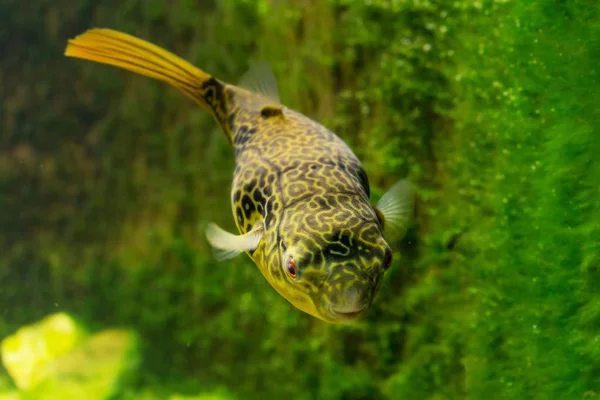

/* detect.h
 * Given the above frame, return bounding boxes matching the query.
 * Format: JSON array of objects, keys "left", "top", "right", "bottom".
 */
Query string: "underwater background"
[{"left": 1, "top": 0, "right": 599, "bottom": 399}]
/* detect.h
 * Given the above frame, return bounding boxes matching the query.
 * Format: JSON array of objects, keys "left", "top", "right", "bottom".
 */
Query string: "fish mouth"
[{"left": 329, "top": 304, "right": 369, "bottom": 322}]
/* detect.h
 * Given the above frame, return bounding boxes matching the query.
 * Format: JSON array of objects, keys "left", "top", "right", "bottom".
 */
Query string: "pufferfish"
[{"left": 65, "top": 29, "right": 414, "bottom": 324}]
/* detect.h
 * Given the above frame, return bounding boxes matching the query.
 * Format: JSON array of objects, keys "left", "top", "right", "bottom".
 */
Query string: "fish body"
[{"left": 65, "top": 29, "right": 414, "bottom": 323}]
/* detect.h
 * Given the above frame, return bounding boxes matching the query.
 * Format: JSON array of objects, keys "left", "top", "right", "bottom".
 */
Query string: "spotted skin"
[
  {"left": 218, "top": 87, "right": 390, "bottom": 322},
  {"left": 64, "top": 29, "right": 394, "bottom": 323}
]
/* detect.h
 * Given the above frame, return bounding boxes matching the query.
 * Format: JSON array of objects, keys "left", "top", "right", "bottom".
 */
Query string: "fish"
[{"left": 64, "top": 29, "right": 415, "bottom": 324}]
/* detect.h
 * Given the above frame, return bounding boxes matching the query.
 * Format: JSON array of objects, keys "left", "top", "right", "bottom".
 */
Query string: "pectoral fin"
[
  {"left": 205, "top": 223, "right": 264, "bottom": 261},
  {"left": 375, "top": 180, "right": 415, "bottom": 240}
]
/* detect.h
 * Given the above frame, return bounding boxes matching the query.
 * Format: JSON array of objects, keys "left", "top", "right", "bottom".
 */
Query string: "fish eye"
[
  {"left": 286, "top": 258, "right": 297, "bottom": 279},
  {"left": 383, "top": 250, "right": 392, "bottom": 270}
]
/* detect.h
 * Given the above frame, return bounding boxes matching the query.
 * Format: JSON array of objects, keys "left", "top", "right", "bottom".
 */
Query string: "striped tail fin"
[{"left": 65, "top": 28, "right": 218, "bottom": 112}]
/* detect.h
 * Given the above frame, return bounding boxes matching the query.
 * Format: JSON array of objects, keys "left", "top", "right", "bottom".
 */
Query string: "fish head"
[{"left": 272, "top": 196, "right": 392, "bottom": 324}]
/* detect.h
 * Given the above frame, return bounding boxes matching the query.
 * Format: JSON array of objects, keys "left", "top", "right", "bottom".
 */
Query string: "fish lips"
[{"left": 328, "top": 302, "right": 370, "bottom": 322}]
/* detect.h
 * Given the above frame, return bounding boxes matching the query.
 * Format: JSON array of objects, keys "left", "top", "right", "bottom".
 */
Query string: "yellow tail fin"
[{"left": 65, "top": 28, "right": 213, "bottom": 110}]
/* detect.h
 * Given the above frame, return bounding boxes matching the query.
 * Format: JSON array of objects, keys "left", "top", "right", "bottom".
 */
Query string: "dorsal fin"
[
  {"left": 239, "top": 61, "right": 280, "bottom": 103},
  {"left": 238, "top": 62, "right": 283, "bottom": 117}
]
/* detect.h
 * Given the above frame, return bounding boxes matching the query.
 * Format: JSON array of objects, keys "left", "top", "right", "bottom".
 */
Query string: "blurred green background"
[{"left": 1, "top": 0, "right": 599, "bottom": 399}]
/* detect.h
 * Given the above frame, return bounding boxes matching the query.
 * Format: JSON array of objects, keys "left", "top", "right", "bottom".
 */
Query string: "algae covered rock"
[
  {"left": 21, "top": 329, "right": 139, "bottom": 400},
  {"left": 0, "top": 313, "right": 86, "bottom": 390},
  {"left": 0, "top": 313, "right": 139, "bottom": 400}
]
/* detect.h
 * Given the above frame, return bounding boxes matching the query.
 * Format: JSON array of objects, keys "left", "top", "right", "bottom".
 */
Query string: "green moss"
[{"left": 168, "top": 394, "right": 234, "bottom": 400}]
